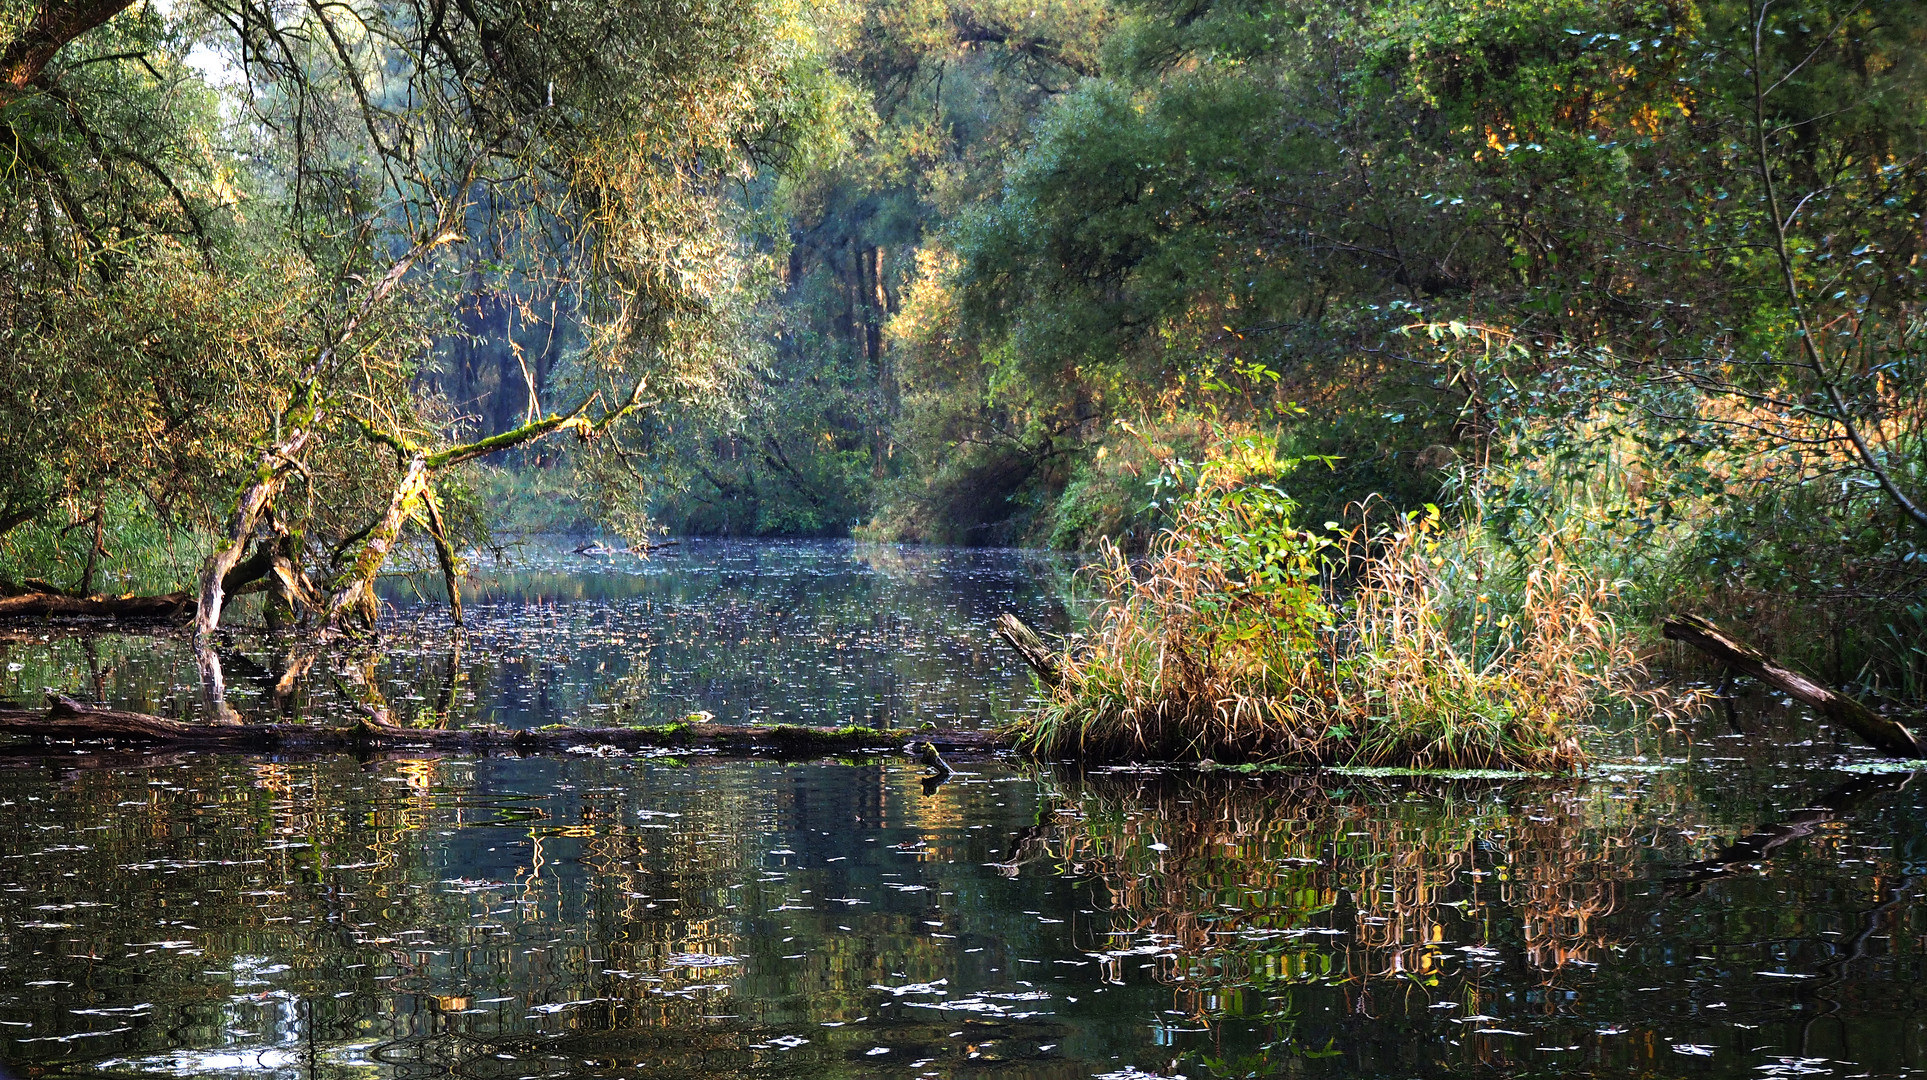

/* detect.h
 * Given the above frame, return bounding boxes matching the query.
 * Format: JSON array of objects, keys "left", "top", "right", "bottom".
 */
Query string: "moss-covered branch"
[{"left": 0, "top": 694, "right": 1009, "bottom": 759}]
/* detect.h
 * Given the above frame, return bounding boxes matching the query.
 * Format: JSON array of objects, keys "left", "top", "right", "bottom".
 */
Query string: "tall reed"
[{"left": 1016, "top": 448, "right": 1661, "bottom": 770}]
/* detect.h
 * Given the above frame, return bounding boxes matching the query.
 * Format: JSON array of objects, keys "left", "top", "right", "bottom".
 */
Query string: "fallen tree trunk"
[
  {"left": 995, "top": 613, "right": 1061, "bottom": 686},
  {"left": 0, "top": 548, "right": 288, "bottom": 623},
  {"left": 0, "top": 591, "right": 191, "bottom": 620},
  {"left": 1663, "top": 613, "right": 1922, "bottom": 757},
  {"left": 0, "top": 694, "right": 1009, "bottom": 758}
]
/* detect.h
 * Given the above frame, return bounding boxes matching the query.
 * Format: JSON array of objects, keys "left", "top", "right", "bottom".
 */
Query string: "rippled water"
[
  {"left": 1, "top": 541, "right": 1923, "bottom": 1079},
  {"left": 0, "top": 538, "right": 1075, "bottom": 730}
]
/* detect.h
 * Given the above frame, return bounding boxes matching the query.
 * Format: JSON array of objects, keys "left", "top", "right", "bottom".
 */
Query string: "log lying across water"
[
  {"left": 1663, "top": 613, "right": 1922, "bottom": 757},
  {"left": 0, "top": 695, "right": 1010, "bottom": 758},
  {"left": 0, "top": 591, "right": 191, "bottom": 621}
]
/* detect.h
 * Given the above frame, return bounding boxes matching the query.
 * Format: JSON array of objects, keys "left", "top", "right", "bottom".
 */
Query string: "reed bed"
[{"left": 1016, "top": 461, "right": 1661, "bottom": 771}]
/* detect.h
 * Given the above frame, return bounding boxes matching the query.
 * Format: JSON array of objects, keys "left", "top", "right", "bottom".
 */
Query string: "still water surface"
[
  {"left": 3, "top": 539, "right": 1073, "bottom": 730},
  {"left": 0, "top": 541, "right": 1923, "bottom": 1079}
]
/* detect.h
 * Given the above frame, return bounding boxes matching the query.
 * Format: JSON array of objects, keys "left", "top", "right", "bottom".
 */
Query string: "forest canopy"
[
  {"left": 0, "top": 0, "right": 828, "bottom": 625},
  {"left": 1, "top": 0, "right": 1922, "bottom": 688}
]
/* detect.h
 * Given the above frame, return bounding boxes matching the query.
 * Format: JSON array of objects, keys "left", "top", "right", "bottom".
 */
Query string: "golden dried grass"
[{"left": 1016, "top": 482, "right": 1668, "bottom": 770}]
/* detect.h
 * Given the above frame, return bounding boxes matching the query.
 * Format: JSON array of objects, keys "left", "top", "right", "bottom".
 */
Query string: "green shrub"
[{"left": 1014, "top": 439, "right": 1672, "bottom": 770}]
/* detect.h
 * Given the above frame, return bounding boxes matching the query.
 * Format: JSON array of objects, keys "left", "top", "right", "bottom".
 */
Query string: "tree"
[{"left": 0, "top": 0, "right": 828, "bottom": 631}]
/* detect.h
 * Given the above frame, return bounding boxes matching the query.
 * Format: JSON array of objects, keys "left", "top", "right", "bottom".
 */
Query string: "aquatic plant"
[{"left": 1013, "top": 444, "right": 1662, "bottom": 770}]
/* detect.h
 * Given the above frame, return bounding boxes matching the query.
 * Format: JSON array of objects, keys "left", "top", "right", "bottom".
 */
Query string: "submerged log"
[
  {"left": 995, "top": 613, "right": 1061, "bottom": 686},
  {"left": 0, "top": 694, "right": 1009, "bottom": 758},
  {"left": 0, "top": 591, "right": 191, "bottom": 620},
  {"left": 1663, "top": 613, "right": 1922, "bottom": 757}
]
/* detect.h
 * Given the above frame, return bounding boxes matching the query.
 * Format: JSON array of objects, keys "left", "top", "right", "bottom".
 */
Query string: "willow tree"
[{"left": 0, "top": 0, "right": 825, "bottom": 631}]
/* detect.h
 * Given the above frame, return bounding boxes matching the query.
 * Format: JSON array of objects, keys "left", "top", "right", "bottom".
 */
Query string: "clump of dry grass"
[{"left": 1015, "top": 455, "right": 1664, "bottom": 771}]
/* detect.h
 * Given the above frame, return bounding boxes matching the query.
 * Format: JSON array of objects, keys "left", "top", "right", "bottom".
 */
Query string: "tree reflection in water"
[{"left": 0, "top": 749, "right": 1923, "bottom": 1079}]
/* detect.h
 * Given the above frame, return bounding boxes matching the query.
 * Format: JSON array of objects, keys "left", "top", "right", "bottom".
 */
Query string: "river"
[{"left": 0, "top": 539, "right": 1921, "bottom": 1079}]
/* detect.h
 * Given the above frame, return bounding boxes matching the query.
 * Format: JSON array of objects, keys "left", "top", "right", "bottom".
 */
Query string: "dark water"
[
  {"left": 0, "top": 538, "right": 1073, "bottom": 730},
  {"left": 1, "top": 542, "right": 1924, "bottom": 1079}
]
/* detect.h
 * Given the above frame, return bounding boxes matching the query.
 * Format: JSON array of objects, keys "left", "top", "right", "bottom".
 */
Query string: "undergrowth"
[
  {"left": 1014, "top": 439, "right": 1675, "bottom": 771},
  {"left": 0, "top": 495, "right": 211, "bottom": 596}
]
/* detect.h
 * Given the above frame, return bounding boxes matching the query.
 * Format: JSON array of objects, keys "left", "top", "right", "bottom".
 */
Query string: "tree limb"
[{"left": 0, "top": 0, "right": 138, "bottom": 102}]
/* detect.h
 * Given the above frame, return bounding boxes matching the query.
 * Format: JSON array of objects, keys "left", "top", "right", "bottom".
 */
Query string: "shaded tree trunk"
[
  {"left": 0, "top": 0, "right": 137, "bottom": 101},
  {"left": 1664, "top": 614, "right": 1921, "bottom": 757}
]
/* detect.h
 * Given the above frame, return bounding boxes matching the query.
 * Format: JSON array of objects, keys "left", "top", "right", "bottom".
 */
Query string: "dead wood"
[
  {"left": 0, "top": 591, "right": 191, "bottom": 621},
  {"left": 1664, "top": 613, "right": 1922, "bottom": 757},
  {"left": 0, "top": 694, "right": 1009, "bottom": 758},
  {"left": 995, "top": 613, "right": 1061, "bottom": 686}
]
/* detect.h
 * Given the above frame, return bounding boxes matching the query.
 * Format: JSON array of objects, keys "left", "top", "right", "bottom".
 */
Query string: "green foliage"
[
  {"left": 0, "top": 494, "right": 211, "bottom": 597},
  {"left": 0, "top": 0, "right": 832, "bottom": 593},
  {"left": 1016, "top": 437, "right": 1673, "bottom": 769}
]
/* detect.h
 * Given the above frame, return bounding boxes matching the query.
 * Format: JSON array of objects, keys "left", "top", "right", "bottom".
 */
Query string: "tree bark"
[
  {"left": 995, "top": 613, "right": 1062, "bottom": 686},
  {"left": 196, "top": 428, "right": 311, "bottom": 638},
  {"left": 1663, "top": 614, "right": 1922, "bottom": 757},
  {"left": 419, "top": 486, "right": 463, "bottom": 626},
  {"left": 0, "top": 0, "right": 138, "bottom": 101},
  {"left": 328, "top": 454, "right": 429, "bottom": 629},
  {"left": 0, "top": 591, "right": 191, "bottom": 620}
]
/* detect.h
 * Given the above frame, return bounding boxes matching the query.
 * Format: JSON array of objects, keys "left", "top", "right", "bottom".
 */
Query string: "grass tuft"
[{"left": 1014, "top": 443, "right": 1673, "bottom": 772}]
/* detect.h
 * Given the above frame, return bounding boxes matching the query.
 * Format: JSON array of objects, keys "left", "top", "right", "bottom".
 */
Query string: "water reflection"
[
  {"left": 1, "top": 539, "right": 1923, "bottom": 1079},
  {"left": 1035, "top": 762, "right": 1927, "bottom": 1077},
  {"left": 0, "top": 538, "right": 1074, "bottom": 730},
  {"left": 0, "top": 749, "right": 1921, "bottom": 1079}
]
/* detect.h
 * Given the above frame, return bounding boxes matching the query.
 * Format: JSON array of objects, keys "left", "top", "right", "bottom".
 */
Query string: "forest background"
[{"left": 2, "top": 0, "right": 1923, "bottom": 700}]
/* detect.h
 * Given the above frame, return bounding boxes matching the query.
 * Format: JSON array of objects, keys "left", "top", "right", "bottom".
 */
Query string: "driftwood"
[
  {"left": 1664, "top": 613, "right": 1922, "bottom": 757},
  {"left": 0, "top": 694, "right": 1008, "bottom": 758},
  {"left": 995, "top": 613, "right": 1061, "bottom": 686},
  {"left": 575, "top": 540, "right": 680, "bottom": 556}
]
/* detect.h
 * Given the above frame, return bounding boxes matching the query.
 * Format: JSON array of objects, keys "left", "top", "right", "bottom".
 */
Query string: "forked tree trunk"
[
  {"left": 191, "top": 189, "right": 474, "bottom": 638},
  {"left": 196, "top": 429, "right": 311, "bottom": 638},
  {"left": 328, "top": 455, "right": 428, "bottom": 630},
  {"left": 320, "top": 381, "right": 651, "bottom": 633}
]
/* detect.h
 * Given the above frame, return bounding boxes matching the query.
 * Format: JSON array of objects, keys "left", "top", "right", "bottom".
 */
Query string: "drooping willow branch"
[{"left": 1747, "top": 1, "right": 1927, "bottom": 533}]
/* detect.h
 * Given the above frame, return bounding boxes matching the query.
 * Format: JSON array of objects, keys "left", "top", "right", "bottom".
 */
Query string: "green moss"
[{"left": 760, "top": 724, "right": 895, "bottom": 748}]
